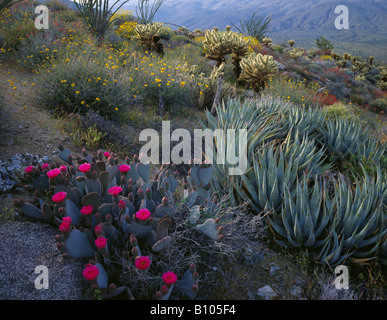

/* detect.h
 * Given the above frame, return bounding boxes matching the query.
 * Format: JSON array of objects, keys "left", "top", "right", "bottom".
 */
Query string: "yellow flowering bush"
[{"left": 116, "top": 21, "right": 138, "bottom": 40}]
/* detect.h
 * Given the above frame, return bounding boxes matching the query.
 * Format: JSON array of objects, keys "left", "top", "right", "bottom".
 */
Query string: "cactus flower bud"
[
  {"left": 109, "top": 283, "right": 117, "bottom": 292},
  {"left": 56, "top": 243, "right": 64, "bottom": 250},
  {"left": 192, "top": 284, "right": 199, "bottom": 293},
  {"left": 155, "top": 291, "right": 163, "bottom": 300},
  {"left": 193, "top": 271, "right": 199, "bottom": 280},
  {"left": 105, "top": 214, "right": 112, "bottom": 223},
  {"left": 131, "top": 247, "right": 138, "bottom": 256},
  {"left": 162, "top": 196, "right": 168, "bottom": 206},
  {"left": 118, "top": 200, "right": 126, "bottom": 210},
  {"left": 62, "top": 253, "right": 69, "bottom": 259},
  {"left": 189, "top": 264, "right": 196, "bottom": 273},
  {"left": 54, "top": 235, "right": 62, "bottom": 242},
  {"left": 58, "top": 143, "right": 64, "bottom": 151},
  {"left": 217, "top": 226, "right": 224, "bottom": 234},
  {"left": 129, "top": 235, "right": 137, "bottom": 246},
  {"left": 161, "top": 285, "right": 169, "bottom": 294}
]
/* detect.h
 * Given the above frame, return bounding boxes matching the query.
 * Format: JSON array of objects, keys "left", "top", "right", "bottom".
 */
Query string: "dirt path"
[{"left": 0, "top": 60, "right": 78, "bottom": 161}]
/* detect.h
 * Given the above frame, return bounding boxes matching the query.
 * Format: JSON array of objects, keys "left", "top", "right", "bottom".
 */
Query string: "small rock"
[
  {"left": 289, "top": 285, "right": 303, "bottom": 298},
  {"left": 270, "top": 265, "right": 281, "bottom": 278},
  {"left": 250, "top": 252, "right": 265, "bottom": 264},
  {"left": 257, "top": 285, "right": 278, "bottom": 300}
]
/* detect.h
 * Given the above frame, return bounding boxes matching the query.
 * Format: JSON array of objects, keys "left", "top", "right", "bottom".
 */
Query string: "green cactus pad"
[
  {"left": 175, "top": 269, "right": 197, "bottom": 299},
  {"left": 126, "top": 222, "right": 152, "bottom": 238},
  {"left": 82, "top": 192, "right": 101, "bottom": 210},
  {"left": 185, "top": 191, "right": 198, "bottom": 208},
  {"left": 41, "top": 203, "right": 55, "bottom": 220},
  {"left": 152, "top": 235, "right": 172, "bottom": 252},
  {"left": 95, "top": 263, "right": 108, "bottom": 289},
  {"left": 99, "top": 171, "right": 110, "bottom": 195},
  {"left": 195, "top": 218, "right": 218, "bottom": 240},
  {"left": 59, "top": 148, "right": 71, "bottom": 164},
  {"left": 65, "top": 199, "right": 82, "bottom": 226},
  {"left": 106, "top": 163, "right": 119, "bottom": 182},
  {"left": 85, "top": 178, "right": 102, "bottom": 196},
  {"left": 20, "top": 203, "right": 46, "bottom": 223},
  {"left": 190, "top": 165, "right": 201, "bottom": 186},
  {"left": 126, "top": 163, "right": 140, "bottom": 182},
  {"left": 55, "top": 185, "right": 80, "bottom": 206},
  {"left": 198, "top": 166, "right": 213, "bottom": 187},
  {"left": 156, "top": 216, "right": 172, "bottom": 240},
  {"left": 98, "top": 203, "right": 114, "bottom": 220},
  {"left": 32, "top": 175, "right": 49, "bottom": 192},
  {"left": 136, "top": 163, "right": 150, "bottom": 183},
  {"left": 146, "top": 230, "right": 157, "bottom": 248},
  {"left": 140, "top": 197, "right": 156, "bottom": 214},
  {"left": 96, "top": 161, "right": 106, "bottom": 173},
  {"left": 155, "top": 203, "right": 176, "bottom": 218},
  {"left": 65, "top": 229, "right": 96, "bottom": 258}
]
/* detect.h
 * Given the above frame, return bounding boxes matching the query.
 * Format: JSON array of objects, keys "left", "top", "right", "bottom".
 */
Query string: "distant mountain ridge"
[
  {"left": 56, "top": 0, "right": 387, "bottom": 61},
  {"left": 121, "top": 0, "right": 387, "bottom": 61}
]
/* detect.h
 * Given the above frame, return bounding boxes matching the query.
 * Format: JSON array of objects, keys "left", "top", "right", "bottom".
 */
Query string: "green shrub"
[
  {"left": 35, "top": 52, "right": 132, "bottom": 120},
  {"left": 323, "top": 102, "right": 363, "bottom": 124},
  {"left": 349, "top": 93, "right": 367, "bottom": 106},
  {"left": 370, "top": 98, "right": 387, "bottom": 113},
  {"left": 316, "top": 36, "right": 334, "bottom": 51}
]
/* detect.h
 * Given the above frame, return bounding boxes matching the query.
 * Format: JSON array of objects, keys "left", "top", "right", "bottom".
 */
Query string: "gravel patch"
[{"left": 0, "top": 221, "right": 85, "bottom": 300}]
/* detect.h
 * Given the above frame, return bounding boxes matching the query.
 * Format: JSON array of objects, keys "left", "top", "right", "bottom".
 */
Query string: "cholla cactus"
[
  {"left": 134, "top": 22, "right": 164, "bottom": 51},
  {"left": 197, "top": 63, "right": 227, "bottom": 109},
  {"left": 202, "top": 27, "right": 234, "bottom": 67},
  {"left": 289, "top": 48, "right": 304, "bottom": 59},
  {"left": 239, "top": 53, "right": 278, "bottom": 93},
  {"left": 331, "top": 51, "right": 341, "bottom": 61},
  {"left": 231, "top": 33, "right": 249, "bottom": 80},
  {"left": 287, "top": 39, "right": 295, "bottom": 47},
  {"left": 262, "top": 37, "right": 272, "bottom": 46},
  {"left": 343, "top": 52, "right": 351, "bottom": 60}
]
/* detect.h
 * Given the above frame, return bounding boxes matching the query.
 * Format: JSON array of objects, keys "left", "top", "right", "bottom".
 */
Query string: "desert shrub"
[
  {"left": 111, "top": 9, "right": 136, "bottom": 26},
  {"left": 159, "top": 26, "right": 173, "bottom": 41},
  {"left": 45, "top": 0, "right": 69, "bottom": 12},
  {"left": 170, "top": 34, "right": 197, "bottom": 46},
  {"left": 325, "top": 81, "right": 350, "bottom": 100},
  {"left": 115, "top": 20, "right": 137, "bottom": 40},
  {"left": 35, "top": 52, "right": 132, "bottom": 120},
  {"left": 323, "top": 102, "right": 363, "bottom": 124},
  {"left": 0, "top": 14, "right": 37, "bottom": 51},
  {"left": 370, "top": 98, "right": 387, "bottom": 113},
  {"left": 264, "top": 76, "right": 321, "bottom": 107},
  {"left": 349, "top": 93, "right": 367, "bottom": 106},
  {"left": 316, "top": 36, "right": 334, "bottom": 51},
  {"left": 271, "top": 44, "right": 284, "bottom": 54}
]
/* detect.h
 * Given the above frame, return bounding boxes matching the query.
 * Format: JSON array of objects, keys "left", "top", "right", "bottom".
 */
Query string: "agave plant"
[
  {"left": 320, "top": 117, "right": 368, "bottom": 158},
  {"left": 310, "top": 167, "right": 386, "bottom": 267},
  {"left": 331, "top": 168, "right": 386, "bottom": 264},
  {"left": 268, "top": 176, "right": 335, "bottom": 249}
]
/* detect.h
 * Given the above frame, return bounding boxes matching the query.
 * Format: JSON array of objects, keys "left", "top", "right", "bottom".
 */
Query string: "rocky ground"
[{"left": 0, "top": 221, "right": 85, "bottom": 300}]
